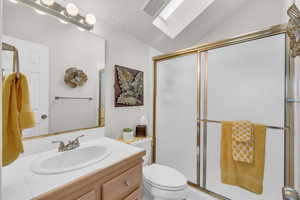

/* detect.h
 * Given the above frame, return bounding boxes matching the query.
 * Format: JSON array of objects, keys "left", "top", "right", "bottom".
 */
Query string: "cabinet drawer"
[
  {"left": 123, "top": 188, "right": 142, "bottom": 200},
  {"left": 102, "top": 164, "right": 142, "bottom": 200},
  {"left": 77, "top": 190, "right": 96, "bottom": 200}
]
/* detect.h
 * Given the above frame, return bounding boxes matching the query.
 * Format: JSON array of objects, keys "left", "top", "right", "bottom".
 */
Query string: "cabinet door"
[
  {"left": 77, "top": 190, "right": 96, "bottom": 200},
  {"left": 123, "top": 188, "right": 142, "bottom": 200},
  {"left": 102, "top": 165, "right": 142, "bottom": 200}
]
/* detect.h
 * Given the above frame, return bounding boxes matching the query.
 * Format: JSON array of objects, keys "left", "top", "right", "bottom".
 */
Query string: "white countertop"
[{"left": 2, "top": 137, "right": 144, "bottom": 200}]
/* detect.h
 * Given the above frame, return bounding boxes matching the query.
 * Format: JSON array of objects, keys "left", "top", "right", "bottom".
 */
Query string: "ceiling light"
[
  {"left": 8, "top": 0, "right": 18, "bottom": 3},
  {"left": 41, "top": 0, "right": 54, "bottom": 6},
  {"left": 34, "top": 8, "right": 46, "bottom": 15},
  {"left": 66, "top": 3, "right": 78, "bottom": 16},
  {"left": 85, "top": 14, "right": 96, "bottom": 25}
]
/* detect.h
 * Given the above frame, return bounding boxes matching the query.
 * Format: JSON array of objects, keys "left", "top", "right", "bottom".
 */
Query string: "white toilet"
[{"left": 131, "top": 138, "right": 188, "bottom": 200}]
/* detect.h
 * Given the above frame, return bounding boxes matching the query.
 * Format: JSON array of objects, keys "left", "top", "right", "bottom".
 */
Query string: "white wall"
[
  {"left": 3, "top": 2, "right": 105, "bottom": 133},
  {"left": 198, "top": 0, "right": 288, "bottom": 44},
  {"left": 91, "top": 20, "right": 161, "bottom": 138},
  {"left": 147, "top": 48, "right": 162, "bottom": 136}
]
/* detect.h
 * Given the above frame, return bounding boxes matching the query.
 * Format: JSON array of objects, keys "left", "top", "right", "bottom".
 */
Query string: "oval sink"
[{"left": 31, "top": 145, "right": 111, "bottom": 174}]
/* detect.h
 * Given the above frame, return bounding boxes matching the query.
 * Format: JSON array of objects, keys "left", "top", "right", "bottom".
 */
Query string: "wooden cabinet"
[
  {"left": 77, "top": 191, "right": 96, "bottom": 200},
  {"left": 102, "top": 165, "right": 142, "bottom": 200},
  {"left": 123, "top": 188, "right": 142, "bottom": 200},
  {"left": 32, "top": 152, "right": 145, "bottom": 200}
]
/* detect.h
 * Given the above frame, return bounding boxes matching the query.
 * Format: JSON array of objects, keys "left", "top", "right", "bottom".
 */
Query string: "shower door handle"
[{"left": 283, "top": 187, "right": 299, "bottom": 200}]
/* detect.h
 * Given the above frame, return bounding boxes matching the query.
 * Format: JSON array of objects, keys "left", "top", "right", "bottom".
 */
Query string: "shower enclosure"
[{"left": 152, "top": 24, "right": 295, "bottom": 200}]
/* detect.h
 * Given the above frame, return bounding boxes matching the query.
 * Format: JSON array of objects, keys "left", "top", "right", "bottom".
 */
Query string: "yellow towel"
[
  {"left": 3, "top": 73, "right": 35, "bottom": 166},
  {"left": 221, "top": 121, "right": 266, "bottom": 194},
  {"left": 232, "top": 120, "right": 254, "bottom": 163}
]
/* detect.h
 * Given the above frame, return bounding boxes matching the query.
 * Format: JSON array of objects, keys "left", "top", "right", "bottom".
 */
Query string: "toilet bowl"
[
  {"left": 130, "top": 138, "right": 187, "bottom": 200},
  {"left": 143, "top": 164, "right": 187, "bottom": 200}
]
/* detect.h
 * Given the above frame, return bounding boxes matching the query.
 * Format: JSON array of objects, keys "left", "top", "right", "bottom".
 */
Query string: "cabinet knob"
[{"left": 124, "top": 180, "right": 130, "bottom": 187}]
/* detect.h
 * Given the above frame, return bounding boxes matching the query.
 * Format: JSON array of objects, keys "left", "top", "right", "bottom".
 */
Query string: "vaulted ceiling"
[
  {"left": 4, "top": 0, "right": 250, "bottom": 52},
  {"left": 72, "top": 0, "right": 249, "bottom": 53}
]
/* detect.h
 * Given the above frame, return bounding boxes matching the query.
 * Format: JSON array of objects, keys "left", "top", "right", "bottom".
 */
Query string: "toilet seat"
[{"left": 143, "top": 164, "right": 187, "bottom": 191}]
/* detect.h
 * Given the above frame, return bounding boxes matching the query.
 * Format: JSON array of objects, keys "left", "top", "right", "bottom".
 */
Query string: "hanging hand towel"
[
  {"left": 221, "top": 121, "right": 266, "bottom": 194},
  {"left": 3, "top": 73, "right": 36, "bottom": 166},
  {"left": 232, "top": 120, "right": 254, "bottom": 163}
]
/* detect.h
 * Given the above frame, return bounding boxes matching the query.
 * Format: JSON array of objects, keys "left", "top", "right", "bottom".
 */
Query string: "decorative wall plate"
[
  {"left": 64, "top": 67, "right": 88, "bottom": 88},
  {"left": 114, "top": 65, "right": 144, "bottom": 107}
]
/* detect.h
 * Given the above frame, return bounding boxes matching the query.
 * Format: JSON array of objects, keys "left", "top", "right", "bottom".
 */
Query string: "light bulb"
[
  {"left": 34, "top": 9, "right": 46, "bottom": 15},
  {"left": 8, "top": 0, "right": 18, "bottom": 3},
  {"left": 41, "top": 0, "right": 54, "bottom": 6},
  {"left": 85, "top": 14, "right": 96, "bottom": 25},
  {"left": 66, "top": 3, "right": 78, "bottom": 16},
  {"left": 77, "top": 27, "right": 85, "bottom": 31}
]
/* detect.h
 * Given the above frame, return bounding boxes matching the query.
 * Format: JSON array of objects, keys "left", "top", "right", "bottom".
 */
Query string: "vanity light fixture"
[
  {"left": 8, "top": 0, "right": 18, "bottom": 3},
  {"left": 66, "top": 3, "right": 79, "bottom": 17},
  {"left": 58, "top": 11, "right": 69, "bottom": 24},
  {"left": 59, "top": 19, "right": 68, "bottom": 24},
  {"left": 85, "top": 14, "right": 96, "bottom": 25},
  {"left": 40, "top": 0, "right": 54, "bottom": 6},
  {"left": 77, "top": 27, "right": 85, "bottom": 31},
  {"left": 34, "top": 8, "right": 46, "bottom": 15},
  {"left": 7, "top": 0, "right": 95, "bottom": 31}
]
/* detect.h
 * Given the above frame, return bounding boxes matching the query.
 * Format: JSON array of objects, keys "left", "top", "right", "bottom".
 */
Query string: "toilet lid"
[{"left": 143, "top": 164, "right": 187, "bottom": 190}]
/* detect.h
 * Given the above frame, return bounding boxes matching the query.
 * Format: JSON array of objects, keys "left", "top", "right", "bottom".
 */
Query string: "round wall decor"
[{"left": 64, "top": 67, "right": 88, "bottom": 88}]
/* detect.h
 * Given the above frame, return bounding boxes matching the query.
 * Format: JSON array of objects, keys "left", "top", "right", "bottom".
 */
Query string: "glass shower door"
[
  {"left": 201, "top": 34, "right": 286, "bottom": 200},
  {"left": 156, "top": 53, "right": 198, "bottom": 184}
]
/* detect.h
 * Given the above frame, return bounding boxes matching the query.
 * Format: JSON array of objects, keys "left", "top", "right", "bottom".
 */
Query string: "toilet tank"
[{"left": 130, "top": 138, "right": 152, "bottom": 166}]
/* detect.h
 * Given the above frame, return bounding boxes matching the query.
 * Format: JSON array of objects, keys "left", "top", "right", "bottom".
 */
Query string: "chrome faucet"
[
  {"left": 283, "top": 187, "right": 299, "bottom": 200},
  {"left": 52, "top": 135, "right": 85, "bottom": 152}
]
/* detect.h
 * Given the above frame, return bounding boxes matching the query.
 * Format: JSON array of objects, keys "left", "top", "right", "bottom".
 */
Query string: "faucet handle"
[{"left": 74, "top": 135, "right": 85, "bottom": 141}]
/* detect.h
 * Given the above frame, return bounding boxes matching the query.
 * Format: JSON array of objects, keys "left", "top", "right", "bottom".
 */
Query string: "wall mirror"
[{"left": 2, "top": 0, "right": 106, "bottom": 139}]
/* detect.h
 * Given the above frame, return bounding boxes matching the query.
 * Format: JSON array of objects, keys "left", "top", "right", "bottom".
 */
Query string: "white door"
[{"left": 2, "top": 35, "right": 49, "bottom": 137}]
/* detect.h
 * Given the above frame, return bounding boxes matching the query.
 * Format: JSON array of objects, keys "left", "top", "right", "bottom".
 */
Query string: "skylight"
[{"left": 159, "top": 0, "right": 185, "bottom": 20}]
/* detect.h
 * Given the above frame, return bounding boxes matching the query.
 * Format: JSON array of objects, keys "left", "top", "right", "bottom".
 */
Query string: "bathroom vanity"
[{"left": 2, "top": 136, "right": 145, "bottom": 200}]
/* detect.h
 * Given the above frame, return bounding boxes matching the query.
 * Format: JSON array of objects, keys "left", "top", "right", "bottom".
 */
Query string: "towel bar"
[
  {"left": 287, "top": 98, "right": 300, "bottom": 103},
  {"left": 199, "top": 119, "right": 287, "bottom": 130},
  {"left": 55, "top": 96, "right": 93, "bottom": 100}
]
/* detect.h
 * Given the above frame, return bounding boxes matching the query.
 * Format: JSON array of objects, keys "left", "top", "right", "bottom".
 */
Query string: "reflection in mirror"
[{"left": 2, "top": 0, "right": 106, "bottom": 139}]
